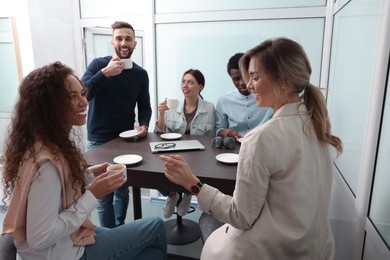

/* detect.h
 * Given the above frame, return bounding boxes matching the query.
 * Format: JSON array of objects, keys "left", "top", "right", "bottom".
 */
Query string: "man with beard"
[
  {"left": 215, "top": 53, "right": 273, "bottom": 141},
  {"left": 82, "top": 21, "right": 151, "bottom": 228}
]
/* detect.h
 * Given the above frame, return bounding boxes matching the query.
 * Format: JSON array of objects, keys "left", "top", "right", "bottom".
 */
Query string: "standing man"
[
  {"left": 215, "top": 53, "right": 273, "bottom": 141},
  {"left": 81, "top": 21, "right": 151, "bottom": 228}
]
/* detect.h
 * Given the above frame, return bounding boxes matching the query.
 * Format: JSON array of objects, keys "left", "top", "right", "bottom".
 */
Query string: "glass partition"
[
  {"left": 0, "top": 17, "right": 20, "bottom": 113},
  {"left": 155, "top": 18, "right": 324, "bottom": 107},
  {"left": 369, "top": 64, "right": 390, "bottom": 246},
  {"left": 327, "top": 0, "right": 381, "bottom": 194},
  {"left": 155, "top": 0, "right": 326, "bottom": 14}
]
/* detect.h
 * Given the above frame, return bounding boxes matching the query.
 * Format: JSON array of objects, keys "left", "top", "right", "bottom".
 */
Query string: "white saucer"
[
  {"left": 119, "top": 130, "right": 139, "bottom": 138},
  {"left": 160, "top": 133, "right": 182, "bottom": 140},
  {"left": 113, "top": 154, "right": 143, "bottom": 165},
  {"left": 215, "top": 153, "right": 239, "bottom": 164}
]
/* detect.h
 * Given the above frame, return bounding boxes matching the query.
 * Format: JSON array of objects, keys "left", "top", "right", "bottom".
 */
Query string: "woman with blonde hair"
[{"left": 160, "top": 37, "right": 342, "bottom": 259}]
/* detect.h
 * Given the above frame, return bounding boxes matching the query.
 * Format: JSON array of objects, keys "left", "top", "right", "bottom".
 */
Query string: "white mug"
[
  {"left": 107, "top": 164, "right": 127, "bottom": 182},
  {"left": 166, "top": 98, "right": 179, "bottom": 109},
  {"left": 122, "top": 58, "right": 133, "bottom": 69}
]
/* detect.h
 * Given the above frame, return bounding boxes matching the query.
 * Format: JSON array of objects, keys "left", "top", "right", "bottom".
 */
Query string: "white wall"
[
  {"left": 26, "top": 0, "right": 84, "bottom": 76},
  {"left": 0, "top": 0, "right": 34, "bottom": 75},
  {"left": 0, "top": 0, "right": 84, "bottom": 152},
  {"left": 0, "top": 0, "right": 83, "bottom": 81},
  {"left": 0, "top": 0, "right": 80, "bottom": 77},
  {"left": 0, "top": 0, "right": 33, "bottom": 152}
]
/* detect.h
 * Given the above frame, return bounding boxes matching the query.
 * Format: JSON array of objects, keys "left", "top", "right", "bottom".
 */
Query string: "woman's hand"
[
  {"left": 87, "top": 171, "right": 126, "bottom": 199},
  {"left": 157, "top": 98, "right": 169, "bottom": 116},
  {"left": 160, "top": 155, "right": 199, "bottom": 192},
  {"left": 89, "top": 162, "right": 111, "bottom": 177},
  {"left": 157, "top": 98, "right": 169, "bottom": 131}
]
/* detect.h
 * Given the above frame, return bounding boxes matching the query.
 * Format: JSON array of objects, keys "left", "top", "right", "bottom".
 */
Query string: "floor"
[{"left": 0, "top": 188, "right": 203, "bottom": 259}]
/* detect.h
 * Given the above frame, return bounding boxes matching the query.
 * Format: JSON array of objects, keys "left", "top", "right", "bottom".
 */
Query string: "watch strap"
[{"left": 190, "top": 181, "right": 203, "bottom": 195}]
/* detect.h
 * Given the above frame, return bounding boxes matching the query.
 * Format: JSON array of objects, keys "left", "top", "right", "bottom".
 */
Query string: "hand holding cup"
[
  {"left": 88, "top": 164, "right": 127, "bottom": 198},
  {"left": 122, "top": 58, "right": 133, "bottom": 69},
  {"left": 166, "top": 99, "right": 179, "bottom": 110},
  {"left": 107, "top": 164, "right": 127, "bottom": 182}
]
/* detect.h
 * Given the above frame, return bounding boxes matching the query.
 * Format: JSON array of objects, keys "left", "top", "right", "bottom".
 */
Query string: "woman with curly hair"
[{"left": 1, "top": 62, "right": 167, "bottom": 260}]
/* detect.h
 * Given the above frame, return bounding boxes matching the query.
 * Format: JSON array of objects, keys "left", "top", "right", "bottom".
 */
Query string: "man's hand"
[
  {"left": 218, "top": 128, "right": 242, "bottom": 141},
  {"left": 101, "top": 56, "right": 124, "bottom": 77},
  {"left": 137, "top": 125, "right": 149, "bottom": 138}
]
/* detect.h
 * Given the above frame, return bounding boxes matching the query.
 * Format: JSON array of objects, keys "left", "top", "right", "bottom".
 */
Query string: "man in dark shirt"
[{"left": 81, "top": 21, "right": 151, "bottom": 228}]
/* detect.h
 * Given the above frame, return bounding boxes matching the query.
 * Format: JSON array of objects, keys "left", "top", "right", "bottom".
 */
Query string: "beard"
[
  {"left": 237, "top": 86, "right": 250, "bottom": 96},
  {"left": 115, "top": 47, "right": 134, "bottom": 59}
]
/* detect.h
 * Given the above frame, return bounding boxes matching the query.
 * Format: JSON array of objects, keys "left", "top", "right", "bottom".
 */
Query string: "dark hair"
[
  {"left": 240, "top": 37, "right": 342, "bottom": 155},
  {"left": 183, "top": 69, "right": 205, "bottom": 87},
  {"left": 1, "top": 62, "right": 89, "bottom": 206},
  {"left": 183, "top": 69, "right": 205, "bottom": 99},
  {"left": 227, "top": 53, "right": 244, "bottom": 75},
  {"left": 111, "top": 21, "right": 135, "bottom": 34}
]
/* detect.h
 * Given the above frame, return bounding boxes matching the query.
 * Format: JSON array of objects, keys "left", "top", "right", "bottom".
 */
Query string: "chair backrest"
[
  {"left": 0, "top": 234, "right": 17, "bottom": 260},
  {"left": 198, "top": 212, "right": 224, "bottom": 244}
]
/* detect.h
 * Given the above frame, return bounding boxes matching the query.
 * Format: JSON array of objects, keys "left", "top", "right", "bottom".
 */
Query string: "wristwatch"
[{"left": 190, "top": 181, "right": 203, "bottom": 196}]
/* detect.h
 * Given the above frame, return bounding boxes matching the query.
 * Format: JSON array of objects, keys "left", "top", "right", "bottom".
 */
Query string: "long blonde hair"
[{"left": 240, "top": 37, "right": 343, "bottom": 154}]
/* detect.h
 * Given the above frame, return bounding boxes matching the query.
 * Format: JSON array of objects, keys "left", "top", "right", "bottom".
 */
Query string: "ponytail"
[{"left": 302, "top": 84, "right": 343, "bottom": 155}]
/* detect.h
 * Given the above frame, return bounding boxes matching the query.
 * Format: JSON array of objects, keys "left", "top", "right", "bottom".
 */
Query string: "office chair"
[
  {"left": 164, "top": 193, "right": 201, "bottom": 245},
  {"left": 0, "top": 234, "right": 16, "bottom": 260},
  {"left": 198, "top": 212, "right": 224, "bottom": 243}
]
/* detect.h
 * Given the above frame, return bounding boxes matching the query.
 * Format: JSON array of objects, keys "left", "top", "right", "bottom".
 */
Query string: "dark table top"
[{"left": 84, "top": 133, "right": 239, "bottom": 195}]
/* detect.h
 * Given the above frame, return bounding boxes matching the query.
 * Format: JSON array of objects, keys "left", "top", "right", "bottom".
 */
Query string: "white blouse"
[{"left": 15, "top": 161, "right": 97, "bottom": 260}]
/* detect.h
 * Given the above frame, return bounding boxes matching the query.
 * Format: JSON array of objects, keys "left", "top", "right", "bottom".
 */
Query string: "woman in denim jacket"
[
  {"left": 155, "top": 69, "right": 215, "bottom": 136},
  {"left": 155, "top": 68, "right": 215, "bottom": 218}
]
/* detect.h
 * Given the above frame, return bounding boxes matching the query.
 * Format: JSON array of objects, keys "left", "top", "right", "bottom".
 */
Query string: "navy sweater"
[{"left": 81, "top": 56, "right": 152, "bottom": 143}]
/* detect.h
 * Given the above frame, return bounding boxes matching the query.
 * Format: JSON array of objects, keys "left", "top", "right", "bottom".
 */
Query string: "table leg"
[{"left": 132, "top": 187, "right": 142, "bottom": 219}]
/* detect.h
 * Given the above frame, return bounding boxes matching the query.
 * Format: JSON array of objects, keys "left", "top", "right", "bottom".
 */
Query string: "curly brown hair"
[{"left": 1, "top": 61, "right": 89, "bottom": 207}]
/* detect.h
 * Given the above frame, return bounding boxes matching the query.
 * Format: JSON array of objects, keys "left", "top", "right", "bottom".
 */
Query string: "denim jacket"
[{"left": 155, "top": 97, "right": 215, "bottom": 136}]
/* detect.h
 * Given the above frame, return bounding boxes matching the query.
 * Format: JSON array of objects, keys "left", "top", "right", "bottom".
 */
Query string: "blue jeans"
[
  {"left": 88, "top": 140, "right": 129, "bottom": 228},
  {"left": 87, "top": 141, "right": 105, "bottom": 151},
  {"left": 80, "top": 217, "right": 167, "bottom": 260}
]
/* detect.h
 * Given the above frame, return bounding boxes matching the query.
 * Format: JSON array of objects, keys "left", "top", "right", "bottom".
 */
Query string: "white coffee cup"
[
  {"left": 107, "top": 164, "right": 127, "bottom": 182},
  {"left": 122, "top": 58, "right": 133, "bottom": 69},
  {"left": 166, "top": 98, "right": 179, "bottom": 109}
]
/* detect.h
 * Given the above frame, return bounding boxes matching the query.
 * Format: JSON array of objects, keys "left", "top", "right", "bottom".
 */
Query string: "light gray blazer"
[{"left": 198, "top": 102, "right": 335, "bottom": 260}]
